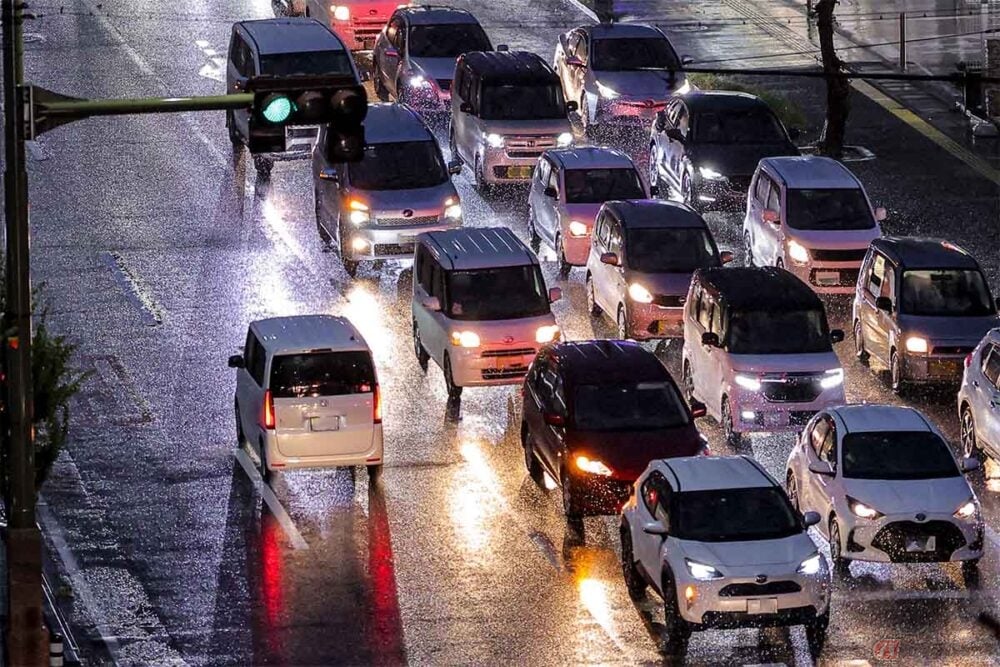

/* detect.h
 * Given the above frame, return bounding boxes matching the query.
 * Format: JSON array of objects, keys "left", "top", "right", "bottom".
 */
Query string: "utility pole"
[
  {"left": 3, "top": 0, "right": 48, "bottom": 663},
  {"left": 814, "top": 0, "right": 850, "bottom": 158}
]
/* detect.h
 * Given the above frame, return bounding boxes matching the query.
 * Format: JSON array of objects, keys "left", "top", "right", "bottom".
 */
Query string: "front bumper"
[
  {"left": 729, "top": 384, "right": 846, "bottom": 435},
  {"left": 900, "top": 352, "right": 967, "bottom": 384},
  {"left": 840, "top": 513, "right": 984, "bottom": 563},
  {"left": 694, "top": 175, "right": 752, "bottom": 208},
  {"left": 344, "top": 217, "right": 459, "bottom": 261},
  {"left": 566, "top": 470, "right": 635, "bottom": 516},
  {"left": 264, "top": 425, "right": 384, "bottom": 470},
  {"left": 787, "top": 261, "right": 862, "bottom": 295},
  {"left": 448, "top": 344, "right": 540, "bottom": 387},
  {"left": 675, "top": 571, "right": 830, "bottom": 627},
  {"left": 595, "top": 98, "right": 666, "bottom": 126},
  {"left": 626, "top": 301, "right": 684, "bottom": 340}
]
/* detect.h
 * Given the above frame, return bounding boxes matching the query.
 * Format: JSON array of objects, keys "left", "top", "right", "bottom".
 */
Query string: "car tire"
[
  {"left": 444, "top": 353, "right": 462, "bottom": 400},
  {"left": 682, "top": 361, "right": 695, "bottom": 404},
  {"left": 647, "top": 145, "right": 661, "bottom": 198},
  {"left": 474, "top": 154, "right": 492, "bottom": 195},
  {"left": 829, "top": 517, "right": 850, "bottom": 576},
  {"left": 522, "top": 428, "right": 546, "bottom": 487},
  {"left": 527, "top": 207, "right": 541, "bottom": 252},
  {"left": 805, "top": 610, "right": 830, "bottom": 659},
  {"left": 744, "top": 232, "right": 755, "bottom": 267},
  {"left": 586, "top": 274, "right": 601, "bottom": 316},
  {"left": 367, "top": 464, "right": 383, "bottom": 484},
  {"left": 786, "top": 472, "right": 800, "bottom": 512},
  {"left": 661, "top": 571, "right": 691, "bottom": 656},
  {"left": 561, "top": 467, "right": 584, "bottom": 522},
  {"left": 890, "top": 348, "right": 905, "bottom": 394},
  {"left": 235, "top": 401, "right": 246, "bottom": 449},
  {"left": 854, "top": 319, "right": 869, "bottom": 365},
  {"left": 616, "top": 305, "right": 629, "bottom": 340},
  {"left": 253, "top": 155, "right": 273, "bottom": 180},
  {"left": 619, "top": 522, "right": 647, "bottom": 601},
  {"left": 961, "top": 405, "right": 984, "bottom": 461},
  {"left": 556, "top": 235, "right": 571, "bottom": 278},
  {"left": 226, "top": 110, "right": 241, "bottom": 146},
  {"left": 412, "top": 323, "right": 430, "bottom": 371},
  {"left": 722, "top": 397, "right": 742, "bottom": 447}
]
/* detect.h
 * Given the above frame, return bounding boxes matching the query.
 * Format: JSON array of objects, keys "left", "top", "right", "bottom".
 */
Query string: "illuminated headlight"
[
  {"left": 450, "top": 330, "right": 481, "bottom": 348},
  {"left": 820, "top": 368, "right": 844, "bottom": 389},
  {"left": 331, "top": 5, "right": 350, "bottom": 20},
  {"left": 349, "top": 210, "right": 370, "bottom": 225},
  {"left": 905, "top": 336, "right": 929, "bottom": 354},
  {"left": 556, "top": 132, "right": 573, "bottom": 147},
  {"left": 698, "top": 166, "right": 725, "bottom": 181},
  {"left": 787, "top": 240, "right": 810, "bottom": 265},
  {"left": 567, "top": 220, "right": 588, "bottom": 237},
  {"left": 628, "top": 282, "right": 654, "bottom": 304},
  {"left": 734, "top": 373, "right": 761, "bottom": 391},
  {"left": 675, "top": 79, "right": 692, "bottom": 95},
  {"left": 575, "top": 455, "right": 612, "bottom": 476},
  {"left": 485, "top": 132, "right": 504, "bottom": 148},
  {"left": 535, "top": 325, "right": 561, "bottom": 344},
  {"left": 685, "top": 559, "right": 723, "bottom": 581},
  {"left": 350, "top": 237, "right": 369, "bottom": 251},
  {"left": 408, "top": 75, "right": 429, "bottom": 87},
  {"left": 848, "top": 497, "right": 883, "bottom": 520},
  {"left": 595, "top": 81, "right": 619, "bottom": 99},
  {"left": 444, "top": 203, "right": 463, "bottom": 221},
  {"left": 797, "top": 553, "right": 822, "bottom": 576},
  {"left": 954, "top": 499, "right": 978, "bottom": 520}
]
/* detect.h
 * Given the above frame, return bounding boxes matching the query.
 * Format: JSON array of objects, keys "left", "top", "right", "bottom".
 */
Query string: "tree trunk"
[{"left": 815, "top": 0, "right": 850, "bottom": 158}]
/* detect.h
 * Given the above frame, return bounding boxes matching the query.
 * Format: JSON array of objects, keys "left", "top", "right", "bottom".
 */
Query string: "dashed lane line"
[{"left": 234, "top": 448, "right": 310, "bottom": 550}]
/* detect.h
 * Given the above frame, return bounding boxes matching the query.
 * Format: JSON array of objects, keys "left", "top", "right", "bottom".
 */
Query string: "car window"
[
  {"left": 270, "top": 351, "right": 375, "bottom": 398},
  {"left": 608, "top": 223, "right": 622, "bottom": 257},
  {"left": 697, "top": 295, "right": 713, "bottom": 330},
  {"left": 809, "top": 418, "right": 830, "bottom": 458},
  {"left": 244, "top": 330, "right": 266, "bottom": 386},
  {"left": 983, "top": 345, "right": 1000, "bottom": 386},
  {"left": 900, "top": 269, "right": 995, "bottom": 317},
  {"left": 675, "top": 104, "right": 689, "bottom": 136},
  {"left": 754, "top": 172, "right": 769, "bottom": 204},
  {"left": 547, "top": 165, "right": 559, "bottom": 193},
  {"left": 641, "top": 471, "right": 671, "bottom": 525},
  {"left": 842, "top": 431, "right": 959, "bottom": 480},
  {"left": 710, "top": 299, "right": 722, "bottom": 334},
  {"left": 866, "top": 253, "right": 886, "bottom": 297},
  {"left": 416, "top": 246, "right": 433, "bottom": 294},
  {"left": 458, "top": 66, "right": 473, "bottom": 105},
  {"left": 766, "top": 177, "right": 781, "bottom": 213},
  {"left": 574, "top": 381, "right": 690, "bottom": 431},
  {"left": 535, "top": 159, "right": 551, "bottom": 187},
  {"left": 387, "top": 17, "right": 403, "bottom": 49},
  {"left": 537, "top": 365, "right": 563, "bottom": 414},
  {"left": 430, "top": 261, "right": 444, "bottom": 300},
  {"left": 408, "top": 23, "right": 491, "bottom": 57},
  {"left": 229, "top": 35, "right": 248, "bottom": 76},
  {"left": 596, "top": 217, "right": 609, "bottom": 246},
  {"left": 641, "top": 473, "right": 661, "bottom": 515},
  {"left": 576, "top": 33, "right": 589, "bottom": 63},
  {"left": 880, "top": 265, "right": 894, "bottom": 300},
  {"left": 565, "top": 32, "right": 581, "bottom": 59},
  {"left": 259, "top": 51, "right": 353, "bottom": 76},
  {"left": 818, "top": 420, "right": 837, "bottom": 465}
]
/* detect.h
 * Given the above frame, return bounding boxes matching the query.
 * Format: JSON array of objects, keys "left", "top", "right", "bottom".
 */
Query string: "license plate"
[
  {"left": 310, "top": 416, "right": 341, "bottom": 432},
  {"left": 905, "top": 535, "right": 936, "bottom": 553},
  {"left": 929, "top": 359, "right": 961, "bottom": 376},
  {"left": 747, "top": 598, "right": 778, "bottom": 614},
  {"left": 816, "top": 271, "right": 840, "bottom": 286},
  {"left": 506, "top": 165, "right": 533, "bottom": 179}
]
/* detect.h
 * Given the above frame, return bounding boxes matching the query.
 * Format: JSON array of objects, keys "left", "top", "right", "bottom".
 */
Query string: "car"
[
  {"left": 744, "top": 156, "right": 884, "bottom": 294},
  {"left": 301, "top": 0, "right": 397, "bottom": 51},
  {"left": 411, "top": 227, "right": 562, "bottom": 401},
  {"left": 786, "top": 405, "right": 983, "bottom": 580},
  {"left": 553, "top": 22, "right": 691, "bottom": 135},
  {"left": 586, "top": 199, "right": 732, "bottom": 340},
  {"left": 372, "top": 5, "right": 493, "bottom": 114},
  {"left": 521, "top": 340, "right": 708, "bottom": 532},
  {"left": 312, "top": 103, "right": 463, "bottom": 277},
  {"left": 853, "top": 237, "right": 1000, "bottom": 393},
  {"left": 526, "top": 147, "right": 648, "bottom": 276},
  {"left": 228, "top": 315, "right": 383, "bottom": 483},
  {"left": 449, "top": 51, "right": 576, "bottom": 191},
  {"left": 226, "top": 18, "right": 362, "bottom": 178},
  {"left": 959, "top": 328, "right": 1000, "bottom": 464},
  {"left": 649, "top": 91, "right": 800, "bottom": 211},
  {"left": 682, "top": 267, "right": 846, "bottom": 445},
  {"left": 620, "top": 456, "right": 830, "bottom": 657}
]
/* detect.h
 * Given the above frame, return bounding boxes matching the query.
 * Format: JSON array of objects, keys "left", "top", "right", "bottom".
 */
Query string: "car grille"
[
  {"left": 436, "top": 79, "right": 452, "bottom": 91},
  {"left": 505, "top": 135, "right": 557, "bottom": 159},
  {"left": 719, "top": 581, "right": 801, "bottom": 597},
  {"left": 871, "top": 520, "right": 966, "bottom": 562},
  {"left": 481, "top": 348, "right": 535, "bottom": 358},
  {"left": 374, "top": 214, "right": 438, "bottom": 226},
  {"left": 373, "top": 243, "right": 415, "bottom": 256},
  {"left": 809, "top": 247, "right": 868, "bottom": 262},
  {"left": 933, "top": 345, "right": 974, "bottom": 356},
  {"left": 652, "top": 294, "right": 686, "bottom": 307},
  {"left": 760, "top": 373, "right": 823, "bottom": 403},
  {"left": 482, "top": 367, "right": 529, "bottom": 380}
]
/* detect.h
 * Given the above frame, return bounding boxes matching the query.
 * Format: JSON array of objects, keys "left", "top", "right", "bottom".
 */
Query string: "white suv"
[
  {"left": 620, "top": 456, "right": 830, "bottom": 658},
  {"left": 228, "top": 315, "right": 383, "bottom": 483},
  {"left": 958, "top": 327, "right": 1000, "bottom": 464},
  {"left": 786, "top": 405, "right": 983, "bottom": 580},
  {"left": 743, "top": 156, "right": 884, "bottom": 294}
]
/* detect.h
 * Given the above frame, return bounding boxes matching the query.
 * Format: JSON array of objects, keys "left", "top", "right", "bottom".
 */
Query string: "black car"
[{"left": 648, "top": 91, "right": 800, "bottom": 211}]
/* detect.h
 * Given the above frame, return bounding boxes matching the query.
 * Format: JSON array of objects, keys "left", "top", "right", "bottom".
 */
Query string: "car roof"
[
  {"left": 829, "top": 405, "right": 932, "bottom": 434},
  {"left": 362, "top": 103, "right": 433, "bottom": 143},
  {"left": 583, "top": 22, "right": 666, "bottom": 40},
  {"left": 550, "top": 340, "right": 671, "bottom": 385},
  {"left": 239, "top": 18, "right": 346, "bottom": 56},
  {"left": 761, "top": 156, "right": 861, "bottom": 189},
  {"left": 250, "top": 315, "right": 369, "bottom": 355},
  {"left": 696, "top": 267, "right": 823, "bottom": 312},
  {"left": 460, "top": 51, "right": 558, "bottom": 84},
  {"left": 398, "top": 5, "right": 481, "bottom": 25},
  {"left": 659, "top": 455, "right": 777, "bottom": 492},
  {"left": 871, "top": 236, "right": 981, "bottom": 270},
  {"left": 605, "top": 199, "right": 708, "bottom": 229},
  {"left": 420, "top": 227, "right": 538, "bottom": 270},
  {"left": 680, "top": 90, "right": 771, "bottom": 113},
  {"left": 544, "top": 146, "right": 636, "bottom": 171}
]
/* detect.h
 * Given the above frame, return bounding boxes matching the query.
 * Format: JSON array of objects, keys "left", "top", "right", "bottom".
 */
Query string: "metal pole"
[
  {"left": 3, "top": 0, "right": 47, "bottom": 662},
  {"left": 899, "top": 12, "right": 907, "bottom": 72}
]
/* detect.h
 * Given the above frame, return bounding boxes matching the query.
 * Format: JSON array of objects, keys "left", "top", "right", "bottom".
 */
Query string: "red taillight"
[
  {"left": 965, "top": 352, "right": 974, "bottom": 368},
  {"left": 263, "top": 390, "right": 275, "bottom": 429},
  {"left": 373, "top": 384, "right": 382, "bottom": 424}
]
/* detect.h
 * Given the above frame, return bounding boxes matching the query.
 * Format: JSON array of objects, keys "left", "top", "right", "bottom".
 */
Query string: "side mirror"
[
  {"left": 228, "top": 354, "right": 245, "bottom": 369},
  {"left": 544, "top": 412, "right": 566, "bottom": 427},
  {"left": 960, "top": 456, "right": 981, "bottom": 473},
  {"left": 874, "top": 206, "right": 888, "bottom": 222},
  {"left": 649, "top": 184, "right": 660, "bottom": 197},
  {"left": 720, "top": 250, "right": 735, "bottom": 265},
  {"left": 319, "top": 167, "right": 339, "bottom": 182},
  {"left": 544, "top": 186, "right": 558, "bottom": 199},
  {"left": 600, "top": 252, "right": 619, "bottom": 266},
  {"left": 875, "top": 296, "right": 893, "bottom": 313},
  {"left": 680, "top": 55, "right": 694, "bottom": 66},
  {"left": 788, "top": 127, "right": 801, "bottom": 140},
  {"left": 566, "top": 100, "right": 579, "bottom": 113},
  {"left": 460, "top": 101, "right": 473, "bottom": 114},
  {"left": 802, "top": 511, "right": 821, "bottom": 527},
  {"left": 565, "top": 55, "right": 584, "bottom": 68},
  {"left": 808, "top": 460, "right": 835, "bottom": 476},
  {"left": 689, "top": 400, "right": 707, "bottom": 419},
  {"left": 701, "top": 331, "right": 719, "bottom": 347},
  {"left": 830, "top": 329, "right": 845, "bottom": 343},
  {"left": 496, "top": 44, "right": 509, "bottom": 52},
  {"left": 384, "top": 47, "right": 399, "bottom": 58},
  {"left": 762, "top": 209, "right": 780, "bottom": 224},
  {"left": 642, "top": 521, "right": 668, "bottom": 536},
  {"left": 548, "top": 286, "right": 562, "bottom": 303},
  {"left": 421, "top": 295, "right": 441, "bottom": 312},
  {"left": 665, "top": 128, "right": 685, "bottom": 143},
  {"left": 448, "top": 159, "right": 462, "bottom": 175}
]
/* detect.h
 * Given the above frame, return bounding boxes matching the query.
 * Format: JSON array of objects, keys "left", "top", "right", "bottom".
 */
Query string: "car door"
[
  {"left": 662, "top": 102, "right": 687, "bottom": 196},
  {"left": 590, "top": 215, "right": 612, "bottom": 313},
  {"left": 633, "top": 472, "right": 672, "bottom": 585},
  {"left": 237, "top": 329, "right": 268, "bottom": 449},
  {"left": 976, "top": 344, "right": 1000, "bottom": 455},
  {"left": 687, "top": 287, "right": 720, "bottom": 409},
  {"left": 413, "top": 247, "right": 449, "bottom": 367},
  {"left": 754, "top": 173, "right": 783, "bottom": 266},
  {"left": 536, "top": 159, "right": 560, "bottom": 247},
  {"left": 801, "top": 416, "right": 837, "bottom": 522},
  {"left": 857, "top": 252, "right": 889, "bottom": 363},
  {"left": 559, "top": 30, "right": 586, "bottom": 104},
  {"left": 605, "top": 220, "right": 628, "bottom": 317},
  {"left": 227, "top": 30, "right": 254, "bottom": 139},
  {"left": 531, "top": 362, "right": 568, "bottom": 477},
  {"left": 455, "top": 68, "right": 480, "bottom": 164},
  {"left": 745, "top": 171, "right": 768, "bottom": 265},
  {"left": 382, "top": 17, "right": 405, "bottom": 97}
]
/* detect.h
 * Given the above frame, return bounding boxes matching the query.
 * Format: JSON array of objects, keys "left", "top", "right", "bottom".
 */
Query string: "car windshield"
[
  {"left": 786, "top": 188, "right": 875, "bottom": 231},
  {"left": 480, "top": 83, "right": 566, "bottom": 120},
  {"left": 626, "top": 227, "right": 720, "bottom": 273},
  {"left": 693, "top": 109, "right": 787, "bottom": 144},
  {"left": 446, "top": 265, "right": 550, "bottom": 320},
  {"left": 408, "top": 24, "right": 491, "bottom": 58},
  {"left": 348, "top": 140, "right": 448, "bottom": 190},
  {"left": 574, "top": 382, "right": 689, "bottom": 431},
  {"left": 591, "top": 37, "right": 679, "bottom": 71},
  {"left": 900, "top": 269, "right": 995, "bottom": 317},
  {"left": 270, "top": 351, "right": 375, "bottom": 398},
  {"left": 259, "top": 50, "right": 354, "bottom": 76},
  {"left": 842, "top": 431, "right": 960, "bottom": 480},
  {"left": 672, "top": 487, "right": 801, "bottom": 542},
  {"left": 563, "top": 168, "right": 644, "bottom": 203},
  {"left": 727, "top": 309, "right": 831, "bottom": 354}
]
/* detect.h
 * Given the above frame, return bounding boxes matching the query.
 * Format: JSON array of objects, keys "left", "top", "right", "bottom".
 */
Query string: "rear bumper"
[
  {"left": 265, "top": 425, "right": 384, "bottom": 470},
  {"left": 786, "top": 261, "right": 862, "bottom": 295},
  {"left": 627, "top": 302, "right": 684, "bottom": 340},
  {"left": 900, "top": 353, "right": 966, "bottom": 384},
  {"left": 344, "top": 220, "right": 458, "bottom": 261}
]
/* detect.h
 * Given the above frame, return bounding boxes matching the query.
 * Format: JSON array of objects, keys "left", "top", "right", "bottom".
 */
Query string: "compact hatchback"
[
  {"left": 744, "top": 156, "right": 884, "bottom": 293},
  {"left": 958, "top": 328, "right": 1000, "bottom": 463},
  {"left": 527, "top": 147, "right": 647, "bottom": 276},
  {"left": 682, "top": 267, "right": 845, "bottom": 445},
  {"left": 786, "top": 405, "right": 983, "bottom": 579},
  {"left": 853, "top": 237, "right": 999, "bottom": 393},
  {"left": 312, "top": 103, "right": 462, "bottom": 277},
  {"left": 228, "top": 315, "right": 383, "bottom": 483},
  {"left": 620, "top": 456, "right": 830, "bottom": 657},
  {"left": 521, "top": 340, "right": 707, "bottom": 532},
  {"left": 587, "top": 200, "right": 730, "bottom": 340}
]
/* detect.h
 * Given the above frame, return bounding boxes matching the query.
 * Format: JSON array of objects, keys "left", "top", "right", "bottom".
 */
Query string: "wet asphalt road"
[{"left": 19, "top": 0, "right": 1000, "bottom": 664}]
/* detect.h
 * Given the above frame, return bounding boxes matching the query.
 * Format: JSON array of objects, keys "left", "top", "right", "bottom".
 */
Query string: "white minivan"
[
  {"left": 411, "top": 227, "right": 562, "bottom": 400},
  {"left": 228, "top": 315, "right": 383, "bottom": 482},
  {"left": 743, "top": 156, "right": 884, "bottom": 294}
]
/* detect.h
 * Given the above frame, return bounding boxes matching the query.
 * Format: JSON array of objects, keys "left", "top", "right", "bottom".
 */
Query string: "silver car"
[{"left": 313, "top": 103, "right": 463, "bottom": 277}]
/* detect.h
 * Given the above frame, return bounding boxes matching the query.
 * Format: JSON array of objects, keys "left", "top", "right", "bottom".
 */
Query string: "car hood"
[
  {"left": 730, "top": 351, "right": 840, "bottom": 374},
  {"left": 843, "top": 476, "right": 972, "bottom": 516},
  {"left": 410, "top": 57, "right": 458, "bottom": 82},
  {"left": 561, "top": 203, "right": 603, "bottom": 226},
  {"left": 679, "top": 533, "right": 816, "bottom": 569},
  {"left": 690, "top": 143, "right": 799, "bottom": 179},
  {"left": 592, "top": 70, "right": 687, "bottom": 100},
  {"left": 350, "top": 182, "right": 458, "bottom": 211},
  {"left": 786, "top": 225, "right": 881, "bottom": 249},
  {"left": 569, "top": 424, "right": 703, "bottom": 480},
  {"left": 623, "top": 269, "right": 696, "bottom": 297},
  {"left": 897, "top": 313, "right": 1000, "bottom": 345},
  {"left": 481, "top": 118, "right": 573, "bottom": 136}
]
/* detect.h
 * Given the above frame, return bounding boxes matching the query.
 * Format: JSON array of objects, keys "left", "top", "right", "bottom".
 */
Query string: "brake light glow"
[
  {"left": 263, "top": 390, "right": 275, "bottom": 429},
  {"left": 373, "top": 384, "right": 383, "bottom": 424}
]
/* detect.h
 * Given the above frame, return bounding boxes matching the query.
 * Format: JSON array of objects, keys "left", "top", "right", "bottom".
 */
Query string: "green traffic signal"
[{"left": 261, "top": 94, "right": 294, "bottom": 123}]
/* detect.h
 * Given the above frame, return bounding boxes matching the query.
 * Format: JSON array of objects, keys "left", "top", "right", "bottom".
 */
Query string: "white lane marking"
[
  {"left": 196, "top": 41, "right": 227, "bottom": 83},
  {"left": 234, "top": 448, "right": 309, "bottom": 550},
  {"left": 564, "top": 0, "right": 598, "bottom": 22}
]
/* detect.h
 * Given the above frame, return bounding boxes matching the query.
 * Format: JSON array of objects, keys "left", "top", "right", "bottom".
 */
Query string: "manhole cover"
[{"left": 23, "top": 33, "right": 44, "bottom": 43}]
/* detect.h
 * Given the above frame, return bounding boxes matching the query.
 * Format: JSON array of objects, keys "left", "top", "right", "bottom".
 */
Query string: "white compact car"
[
  {"left": 228, "top": 315, "right": 383, "bottom": 483},
  {"left": 959, "top": 328, "right": 1000, "bottom": 464},
  {"left": 620, "top": 456, "right": 830, "bottom": 658},
  {"left": 786, "top": 405, "right": 983, "bottom": 579},
  {"left": 743, "top": 156, "right": 884, "bottom": 294}
]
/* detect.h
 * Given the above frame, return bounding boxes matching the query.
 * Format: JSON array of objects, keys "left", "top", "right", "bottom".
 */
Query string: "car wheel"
[
  {"left": 253, "top": 155, "right": 273, "bottom": 180},
  {"left": 786, "top": 472, "right": 800, "bottom": 512},
  {"left": 226, "top": 110, "right": 241, "bottom": 146},
  {"left": 661, "top": 571, "right": 691, "bottom": 656},
  {"left": 561, "top": 467, "right": 583, "bottom": 521},
  {"left": 682, "top": 361, "right": 694, "bottom": 404},
  {"left": 961, "top": 406, "right": 984, "bottom": 460},
  {"left": 412, "top": 323, "right": 430, "bottom": 371},
  {"left": 259, "top": 440, "right": 272, "bottom": 484},
  {"left": 367, "top": 464, "right": 383, "bottom": 484},
  {"left": 444, "top": 353, "right": 462, "bottom": 400},
  {"left": 234, "top": 401, "right": 246, "bottom": 449},
  {"left": 722, "top": 397, "right": 742, "bottom": 447},
  {"left": 854, "top": 319, "right": 869, "bottom": 365},
  {"left": 744, "top": 232, "right": 754, "bottom": 267},
  {"left": 586, "top": 274, "right": 601, "bottom": 316},
  {"left": 526, "top": 207, "right": 541, "bottom": 251},
  {"left": 647, "top": 145, "right": 661, "bottom": 197},
  {"left": 373, "top": 60, "right": 389, "bottom": 101},
  {"left": 890, "top": 348, "right": 905, "bottom": 394},
  {"left": 474, "top": 154, "right": 492, "bottom": 195},
  {"left": 805, "top": 610, "right": 830, "bottom": 659},
  {"left": 556, "top": 235, "right": 571, "bottom": 278},
  {"left": 681, "top": 172, "right": 693, "bottom": 205},
  {"left": 522, "top": 428, "right": 546, "bottom": 487},
  {"left": 829, "top": 518, "right": 850, "bottom": 576},
  {"left": 617, "top": 305, "right": 629, "bottom": 340},
  {"left": 619, "top": 522, "right": 647, "bottom": 601}
]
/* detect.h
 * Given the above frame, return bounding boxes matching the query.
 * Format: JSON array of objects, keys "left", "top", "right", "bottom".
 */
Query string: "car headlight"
[
  {"left": 797, "top": 553, "right": 822, "bottom": 576},
  {"left": 905, "top": 336, "right": 929, "bottom": 354},
  {"left": 348, "top": 199, "right": 370, "bottom": 225},
  {"left": 954, "top": 499, "right": 978, "bottom": 520},
  {"left": 595, "top": 81, "right": 619, "bottom": 99},
  {"left": 444, "top": 203, "right": 463, "bottom": 220},
  {"left": 685, "top": 559, "right": 723, "bottom": 581},
  {"left": 848, "top": 496, "right": 883, "bottom": 520},
  {"left": 331, "top": 5, "right": 350, "bottom": 21},
  {"left": 575, "top": 455, "right": 612, "bottom": 476},
  {"left": 698, "top": 166, "right": 725, "bottom": 181},
  {"left": 556, "top": 132, "right": 573, "bottom": 147},
  {"left": 628, "top": 282, "right": 654, "bottom": 304},
  {"left": 450, "top": 331, "right": 481, "bottom": 348},
  {"left": 787, "top": 240, "right": 810, "bottom": 265},
  {"left": 408, "top": 75, "right": 429, "bottom": 87},
  {"left": 734, "top": 373, "right": 761, "bottom": 391},
  {"left": 820, "top": 368, "right": 844, "bottom": 389},
  {"left": 567, "top": 220, "right": 588, "bottom": 237},
  {"left": 485, "top": 132, "right": 504, "bottom": 148},
  {"left": 535, "top": 325, "right": 561, "bottom": 344}
]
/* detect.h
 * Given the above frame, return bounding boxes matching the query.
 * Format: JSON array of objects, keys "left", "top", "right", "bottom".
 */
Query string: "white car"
[
  {"left": 786, "top": 405, "right": 983, "bottom": 579},
  {"left": 620, "top": 456, "right": 831, "bottom": 658},
  {"left": 959, "top": 328, "right": 1000, "bottom": 464},
  {"left": 743, "top": 156, "right": 884, "bottom": 294}
]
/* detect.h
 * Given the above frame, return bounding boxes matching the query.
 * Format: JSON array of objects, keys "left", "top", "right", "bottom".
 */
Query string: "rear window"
[
  {"left": 269, "top": 351, "right": 375, "bottom": 398},
  {"left": 259, "top": 50, "right": 354, "bottom": 76}
]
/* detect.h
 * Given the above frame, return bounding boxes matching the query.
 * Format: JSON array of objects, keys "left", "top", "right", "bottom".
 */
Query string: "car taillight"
[
  {"left": 965, "top": 352, "right": 973, "bottom": 368},
  {"left": 373, "top": 384, "right": 382, "bottom": 424},
  {"left": 263, "top": 390, "right": 275, "bottom": 429}
]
